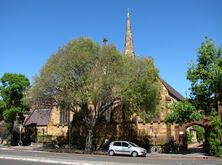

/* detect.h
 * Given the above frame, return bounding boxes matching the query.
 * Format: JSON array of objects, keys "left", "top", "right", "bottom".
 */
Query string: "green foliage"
[
  {"left": 0, "top": 73, "right": 30, "bottom": 122},
  {"left": 208, "top": 113, "right": 222, "bottom": 156},
  {"left": 186, "top": 38, "right": 222, "bottom": 155},
  {"left": 187, "top": 38, "right": 222, "bottom": 114},
  {"left": 192, "top": 125, "right": 205, "bottom": 143},
  {"left": 165, "top": 100, "right": 203, "bottom": 124},
  {"left": 120, "top": 57, "right": 161, "bottom": 121},
  {"left": 37, "top": 134, "right": 52, "bottom": 143},
  {"left": 31, "top": 37, "right": 161, "bottom": 151},
  {"left": 0, "top": 73, "right": 30, "bottom": 144},
  {"left": 31, "top": 37, "right": 161, "bottom": 118},
  {"left": 30, "top": 38, "right": 100, "bottom": 106},
  {"left": 3, "top": 107, "right": 22, "bottom": 123},
  {"left": 0, "top": 100, "right": 6, "bottom": 120},
  {"left": 218, "top": 146, "right": 222, "bottom": 157},
  {"left": 187, "top": 131, "right": 193, "bottom": 144}
]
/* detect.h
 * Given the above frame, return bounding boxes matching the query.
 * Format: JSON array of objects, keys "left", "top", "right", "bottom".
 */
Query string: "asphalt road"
[
  {"left": 0, "top": 159, "right": 50, "bottom": 165},
  {"left": 0, "top": 148, "right": 221, "bottom": 165}
]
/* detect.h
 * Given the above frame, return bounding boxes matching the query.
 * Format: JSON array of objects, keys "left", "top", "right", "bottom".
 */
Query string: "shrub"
[
  {"left": 208, "top": 114, "right": 222, "bottom": 156},
  {"left": 37, "top": 134, "right": 52, "bottom": 143}
]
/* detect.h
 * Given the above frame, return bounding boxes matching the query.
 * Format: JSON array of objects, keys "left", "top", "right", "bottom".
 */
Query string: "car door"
[
  {"left": 121, "top": 142, "right": 131, "bottom": 155},
  {"left": 112, "top": 142, "right": 122, "bottom": 154}
]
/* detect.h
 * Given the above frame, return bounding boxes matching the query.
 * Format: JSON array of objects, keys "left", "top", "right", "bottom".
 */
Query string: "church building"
[
  {"left": 23, "top": 11, "right": 184, "bottom": 147},
  {"left": 120, "top": 10, "right": 184, "bottom": 145}
]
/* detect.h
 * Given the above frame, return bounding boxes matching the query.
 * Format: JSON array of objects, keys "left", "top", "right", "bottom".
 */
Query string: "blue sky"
[{"left": 0, "top": 0, "right": 222, "bottom": 97}]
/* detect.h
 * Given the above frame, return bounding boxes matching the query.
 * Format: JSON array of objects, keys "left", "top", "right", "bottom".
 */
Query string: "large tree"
[
  {"left": 187, "top": 38, "right": 222, "bottom": 115},
  {"left": 165, "top": 38, "right": 222, "bottom": 155},
  {"left": 166, "top": 39, "right": 222, "bottom": 124},
  {"left": 31, "top": 38, "right": 161, "bottom": 151},
  {"left": 0, "top": 73, "right": 30, "bottom": 143}
]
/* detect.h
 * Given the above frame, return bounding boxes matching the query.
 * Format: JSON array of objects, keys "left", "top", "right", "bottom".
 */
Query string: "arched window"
[{"left": 60, "top": 109, "right": 69, "bottom": 124}]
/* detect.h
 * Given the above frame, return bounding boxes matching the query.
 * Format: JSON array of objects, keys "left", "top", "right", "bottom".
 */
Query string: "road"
[{"left": 0, "top": 148, "right": 221, "bottom": 165}]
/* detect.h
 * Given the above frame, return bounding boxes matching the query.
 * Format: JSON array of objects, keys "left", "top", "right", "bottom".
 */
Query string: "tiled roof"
[
  {"left": 24, "top": 109, "right": 51, "bottom": 126},
  {"left": 160, "top": 78, "right": 185, "bottom": 101}
]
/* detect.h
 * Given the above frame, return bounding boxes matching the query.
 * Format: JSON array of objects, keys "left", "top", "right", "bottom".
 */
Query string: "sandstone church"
[{"left": 24, "top": 11, "right": 184, "bottom": 147}]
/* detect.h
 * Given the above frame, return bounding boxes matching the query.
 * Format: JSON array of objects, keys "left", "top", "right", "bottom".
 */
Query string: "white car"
[{"left": 108, "top": 141, "right": 147, "bottom": 157}]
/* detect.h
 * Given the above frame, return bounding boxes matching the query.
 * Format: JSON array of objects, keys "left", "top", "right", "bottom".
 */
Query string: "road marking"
[
  {"left": 0, "top": 155, "right": 103, "bottom": 165},
  {"left": 203, "top": 163, "right": 222, "bottom": 165},
  {"left": 0, "top": 155, "right": 160, "bottom": 165},
  {"left": 0, "top": 148, "right": 13, "bottom": 151}
]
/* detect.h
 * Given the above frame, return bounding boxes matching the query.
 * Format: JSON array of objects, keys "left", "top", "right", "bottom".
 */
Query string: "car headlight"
[{"left": 140, "top": 149, "right": 146, "bottom": 153}]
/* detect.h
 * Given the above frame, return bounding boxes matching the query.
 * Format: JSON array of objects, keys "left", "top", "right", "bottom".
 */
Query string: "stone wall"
[
  {"left": 31, "top": 80, "right": 178, "bottom": 145},
  {"left": 93, "top": 81, "right": 178, "bottom": 145},
  {"left": 34, "top": 106, "right": 74, "bottom": 140}
]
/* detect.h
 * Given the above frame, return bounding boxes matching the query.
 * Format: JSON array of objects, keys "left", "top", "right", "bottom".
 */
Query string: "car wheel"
[
  {"left": 109, "top": 150, "right": 115, "bottom": 156},
  {"left": 132, "top": 151, "right": 138, "bottom": 157}
]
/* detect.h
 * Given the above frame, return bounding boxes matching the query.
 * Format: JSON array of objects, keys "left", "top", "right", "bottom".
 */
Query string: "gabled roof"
[
  {"left": 160, "top": 78, "right": 184, "bottom": 101},
  {"left": 24, "top": 109, "right": 51, "bottom": 126}
]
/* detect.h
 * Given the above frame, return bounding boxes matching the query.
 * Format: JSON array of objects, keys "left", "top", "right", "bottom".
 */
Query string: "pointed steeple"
[{"left": 124, "top": 9, "right": 135, "bottom": 59}]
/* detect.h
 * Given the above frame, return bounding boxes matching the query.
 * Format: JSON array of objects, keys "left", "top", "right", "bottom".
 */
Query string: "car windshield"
[{"left": 129, "top": 142, "right": 138, "bottom": 147}]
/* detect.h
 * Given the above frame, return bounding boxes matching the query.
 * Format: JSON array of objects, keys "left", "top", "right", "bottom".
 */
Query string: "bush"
[
  {"left": 37, "top": 134, "right": 52, "bottom": 143},
  {"left": 217, "top": 146, "right": 222, "bottom": 157},
  {"left": 187, "top": 132, "right": 193, "bottom": 144},
  {"left": 208, "top": 114, "right": 222, "bottom": 156},
  {"left": 192, "top": 125, "right": 204, "bottom": 143}
]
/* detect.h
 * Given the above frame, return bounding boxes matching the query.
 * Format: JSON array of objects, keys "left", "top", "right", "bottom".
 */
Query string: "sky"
[{"left": 0, "top": 0, "right": 222, "bottom": 97}]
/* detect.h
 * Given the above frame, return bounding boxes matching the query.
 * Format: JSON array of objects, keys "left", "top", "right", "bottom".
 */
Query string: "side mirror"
[{"left": 128, "top": 145, "right": 131, "bottom": 148}]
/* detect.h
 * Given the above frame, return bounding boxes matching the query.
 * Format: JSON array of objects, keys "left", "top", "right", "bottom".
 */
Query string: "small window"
[
  {"left": 113, "top": 142, "right": 121, "bottom": 146},
  {"left": 122, "top": 142, "right": 129, "bottom": 147},
  {"left": 60, "top": 108, "right": 69, "bottom": 123}
]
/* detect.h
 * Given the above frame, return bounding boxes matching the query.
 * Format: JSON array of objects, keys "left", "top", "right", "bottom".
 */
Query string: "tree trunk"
[{"left": 85, "top": 128, "right": 93, "bottom": 152}]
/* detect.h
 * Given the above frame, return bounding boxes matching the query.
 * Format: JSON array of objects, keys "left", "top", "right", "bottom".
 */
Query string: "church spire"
[{"left": 124, "top": 9, "right": 135, "bottom": 59}]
